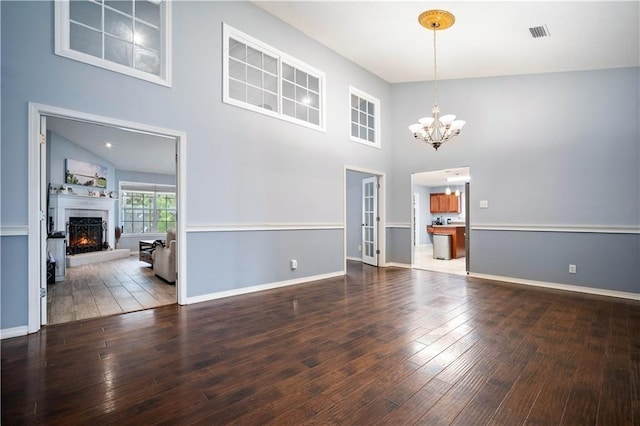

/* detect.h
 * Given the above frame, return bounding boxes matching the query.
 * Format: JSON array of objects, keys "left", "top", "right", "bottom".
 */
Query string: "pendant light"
[{"left": 408, "top": 10, "right": 466, "bottom": 151}]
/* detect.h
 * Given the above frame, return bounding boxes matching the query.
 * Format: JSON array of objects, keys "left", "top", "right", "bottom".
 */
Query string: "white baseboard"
[
  {"left": 385, "top": 262, "right": 412, "bottom": 269},
  {"left": 186, "top": 271, "right": 345, "bottom": 304},
  {"left": 1, "top": 326, "right": 29, "bottom": 339},
  {"left": 346, "top": 256, "right": 361, "bottom": 261},
  {"left": 468, "top": 272, "right": 640, "bottom": 301}
]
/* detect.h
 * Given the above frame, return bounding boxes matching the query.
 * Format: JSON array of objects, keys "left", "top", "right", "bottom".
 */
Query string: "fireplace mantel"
[{"left": 49, "top": 193, "right": 117, "bottom": 250}]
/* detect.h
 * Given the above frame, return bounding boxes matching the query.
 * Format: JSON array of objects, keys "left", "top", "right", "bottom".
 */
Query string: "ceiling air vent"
[{"left": 529, "top": 25, "right": 550, "bottom": 38}]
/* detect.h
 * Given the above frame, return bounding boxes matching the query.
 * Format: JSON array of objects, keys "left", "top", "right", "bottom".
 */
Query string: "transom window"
[
  {"left": 55, "top": 0, "right": 172, "bottom": 86},
  {"left": 223, "top": 23, "right": 325, "bottom": 131},
  {"left": 350, "top": 87, "right": 381, "bottom": 149},
  {"left": 120, "top": 182, "right": 176, "bottom": 234}
]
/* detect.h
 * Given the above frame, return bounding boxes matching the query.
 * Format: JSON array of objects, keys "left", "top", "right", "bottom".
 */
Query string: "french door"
[{"left": 362, "top": 176, "right": 378, "bottom": 266}]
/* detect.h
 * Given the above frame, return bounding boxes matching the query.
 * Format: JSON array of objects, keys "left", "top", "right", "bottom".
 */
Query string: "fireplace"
[{"left": 67, "top": 217, "right": 107, "bottom": 255}]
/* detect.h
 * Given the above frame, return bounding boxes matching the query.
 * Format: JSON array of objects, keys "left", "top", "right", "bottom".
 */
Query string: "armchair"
[{"left": 152, "top": 229, "right": 176, "bottom": 283}]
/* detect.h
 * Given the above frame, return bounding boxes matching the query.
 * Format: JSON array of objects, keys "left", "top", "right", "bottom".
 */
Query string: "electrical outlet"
[
  {"left": 358, "top": 245, "right": 362, "bottom": 251},
  {"left": 290, "top": 259, "right": 297, "bottom": 270},
  {"left": 480, "top": 200, "right": 489, "bottom": 208},
  {"left": 569, "top": 264, "right": 576, "bottom": 274}
]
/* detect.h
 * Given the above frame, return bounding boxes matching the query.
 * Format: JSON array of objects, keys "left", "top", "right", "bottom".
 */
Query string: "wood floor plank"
[{"left": 3, "top": 261, "right": 638, "bottom": 424}]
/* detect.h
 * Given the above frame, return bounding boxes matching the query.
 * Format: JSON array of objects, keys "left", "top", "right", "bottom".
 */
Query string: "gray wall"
[
  {"left": 1, "top": 1, "right": 392, "bottom": 329},
  {"left": 186, "top": 229, "right": 343, "bottom": 297},
  {"left": 48, "top": 131, "right": 117, "bottom": 193},
  {"left": 0, "top": 237, "right": 29, "bottom": 329},
  {"left": 390, "top": 67, "right": 640, "bottom": 293}
]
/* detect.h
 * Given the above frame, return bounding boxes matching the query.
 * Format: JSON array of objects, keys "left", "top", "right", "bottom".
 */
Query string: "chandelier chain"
[{"left": 433, "top": 26, "right": 438, "bottom": 107}]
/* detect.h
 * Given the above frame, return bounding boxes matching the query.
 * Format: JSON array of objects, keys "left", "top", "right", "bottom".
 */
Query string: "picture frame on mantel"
[{"left": 65, "top": 159, "right": 107, "bottom": 188}]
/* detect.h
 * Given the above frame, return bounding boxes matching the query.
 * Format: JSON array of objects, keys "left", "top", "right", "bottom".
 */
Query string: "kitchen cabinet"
[
  {"left": 429, "top": 193, "right": 460, "bottom": 213},
  {"left": 426, "top": 225, "right": 466, "bottom": 259}
]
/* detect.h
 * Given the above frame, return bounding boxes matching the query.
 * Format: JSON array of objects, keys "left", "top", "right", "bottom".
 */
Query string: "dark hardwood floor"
[{"left": 2, "top": 262, "right": 639, "bottom": 424}]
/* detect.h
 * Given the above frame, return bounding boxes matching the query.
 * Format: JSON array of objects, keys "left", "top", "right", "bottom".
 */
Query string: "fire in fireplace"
[{"left": 67, "top": 217, "right": 107, "bottom": 255}]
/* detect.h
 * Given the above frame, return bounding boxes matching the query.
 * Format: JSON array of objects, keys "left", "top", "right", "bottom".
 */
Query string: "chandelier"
[{"left": 409, "top": 10, "right": 465, "bottom": 151}]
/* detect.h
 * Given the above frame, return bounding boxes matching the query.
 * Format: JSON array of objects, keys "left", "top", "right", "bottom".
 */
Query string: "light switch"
[{"left": 480, "top": 200, "right": 489, "bottom": 208}]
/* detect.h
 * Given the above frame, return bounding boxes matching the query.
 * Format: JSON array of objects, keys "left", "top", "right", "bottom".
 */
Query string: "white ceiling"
[
  {"left": 255, "top": 1, "right": 640, "bottom": 83},
  {"left": 413, "top": 166, "right": 470, "bottom": 187},
  {"left": 47, "top": 117, "right": 176, "bottom": 175}
]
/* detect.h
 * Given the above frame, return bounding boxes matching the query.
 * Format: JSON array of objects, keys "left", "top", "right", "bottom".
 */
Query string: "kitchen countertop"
[{"left": 430, "top": 224, "right": 465, "bottom": 228}]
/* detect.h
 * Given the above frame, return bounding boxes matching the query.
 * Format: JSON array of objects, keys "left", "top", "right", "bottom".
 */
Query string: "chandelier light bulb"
[{"left": 445, "top": 186, "right": 451, "bottom": 195}]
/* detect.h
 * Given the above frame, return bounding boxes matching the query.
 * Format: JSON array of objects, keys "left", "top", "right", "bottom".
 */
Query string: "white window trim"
[
  {"left": 54, "top": 0, "right": 172, "bottom": 87},
  {"left": 349, "top": 86, "right": 381, "bottom": 149},
  {"left": 222, "top": 23, "right": 326, "bottom": 132}
]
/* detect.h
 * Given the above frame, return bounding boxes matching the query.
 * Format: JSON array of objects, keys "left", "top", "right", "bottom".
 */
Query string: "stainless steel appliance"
[{"left": 433, "top": 234, "right": 451, "bottom": 260}]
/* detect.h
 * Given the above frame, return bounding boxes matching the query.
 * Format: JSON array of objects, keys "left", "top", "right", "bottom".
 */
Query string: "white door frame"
[
  {"left": 413, "top": 192, "right": 420, "bottom": 247},
  {"left": 27, "top": 102, "right": 188, "bottom": 333},
  {"left": 343, "top": 165, "right": 386, "bottom": 271}
]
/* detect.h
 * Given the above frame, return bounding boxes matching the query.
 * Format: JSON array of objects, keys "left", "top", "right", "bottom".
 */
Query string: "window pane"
[
  {"left": 351, "top": 123, "right": 358, "bottom": 137},
  {"left": 367, "top": 101, "right": 374, "bottom": 115},
  {"left": 135, "top": 0, "right": 160, "bottom": 27},
  {"left": 368, "top": 129, "right": 375, "bottom": 142},
  {"left": 308, "top": 92, "right": 319, "bottom": 108},
  {"left": 264, "top": 73, "right": 277, "bottom": 93},
  {"left": 229, "top": 58, "right": 246, "bottom": 82},
  {"left": 351, "top": 94, "right": 358, "bottom": 108},
  {"left": 282, "top": 80, "right": 294, "bottom": 100},
  {"left": 70, "top": 23, "right": 102, "bottom": 58},
  {"left": 360, "top": 112, "right": 366, "bottom": 125},
  {"left": 263, "top": 92, "right": 278, "bottom": 112},
  {"left": 229, "top": 79, "right": 246, "bottom": 102},
  {"left": 282, "top": 99, "right": 294, "bottom": 117},
  {"left": 105, "top": 35, "right": 133, "bottom": 66},
  {"left": 308, "top": 75, "right": 319, "bottom": 92},
  {"left": 247, "top": 66, "right": 262, "bottom": 88},
  {"left": 106, "top": 0, "right": 133, "bottom": 16},
  {"left": 296, "top": 103, "right": 308, "bottom": 121},
  {"left": 229, "top": 38, "right": 246, "bottom": 61},
  {"left": 295, "top": 68, "right": 307, "bottom": 86},
  {"left": 351, "top": 108, "right": 358, "bottom": 123},
  {"left": 359, "top": 98, "right": 367, "bottom": 111},
  {"left": 247, "top": 85, "right": 262, "bottom": 107},
  {"left": 135, "top": 45, "right": 160, "bottom": 75},
  {"left": 247, "top": 46, "right": 262, "bottom": 68},
  {"left": 360, "top": 126, "right": 367, "bottom": 139},
  {"left": 70, "top": 1, "right": 102, "bottom": 30},
  {"left": 295, "top": 86, "right": 308, "bottom": 103},
  {"left": 282, "top": 63, "right": 294, "bottom": 82},
  {"left": 105, "top": 8, "right": 133, "bottom": 41},
  {"left": 309, "top": 108, "right": 320, "bottom": 125},
  {"left": 263, "top": 54, "right": 277, "bottom": 74},
  {"left": 135, "top": 20, "right": 160, "bottom": 50}
]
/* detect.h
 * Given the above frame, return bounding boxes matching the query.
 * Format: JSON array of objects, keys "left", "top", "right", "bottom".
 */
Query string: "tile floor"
[
  {"left": 47, "top": 255, "right": 176, "bottom": 325},
  {"left": 413, "top": 244, "right": 467, "bottom": 275}
]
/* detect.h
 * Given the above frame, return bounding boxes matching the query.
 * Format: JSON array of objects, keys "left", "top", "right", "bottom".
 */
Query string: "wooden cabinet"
[{"left": 429, "top": 193, "right": 460, "bottom": 213}]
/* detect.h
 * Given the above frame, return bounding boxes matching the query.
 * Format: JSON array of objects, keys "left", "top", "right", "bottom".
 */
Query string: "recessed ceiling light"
[{"left": 105, "top": 142, "right": 112, "bottom": 148}]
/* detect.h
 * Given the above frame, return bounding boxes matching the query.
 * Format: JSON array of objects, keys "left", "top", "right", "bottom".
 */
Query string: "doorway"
[
  {"left": 344, "top": 166, "right": 386, "bottom": 269},
  {"left": 411, "top": 167, "right": 470, "bottom": 276},
  {"left": 27, "top": 103, "right": 187, "bottom": 333}
]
